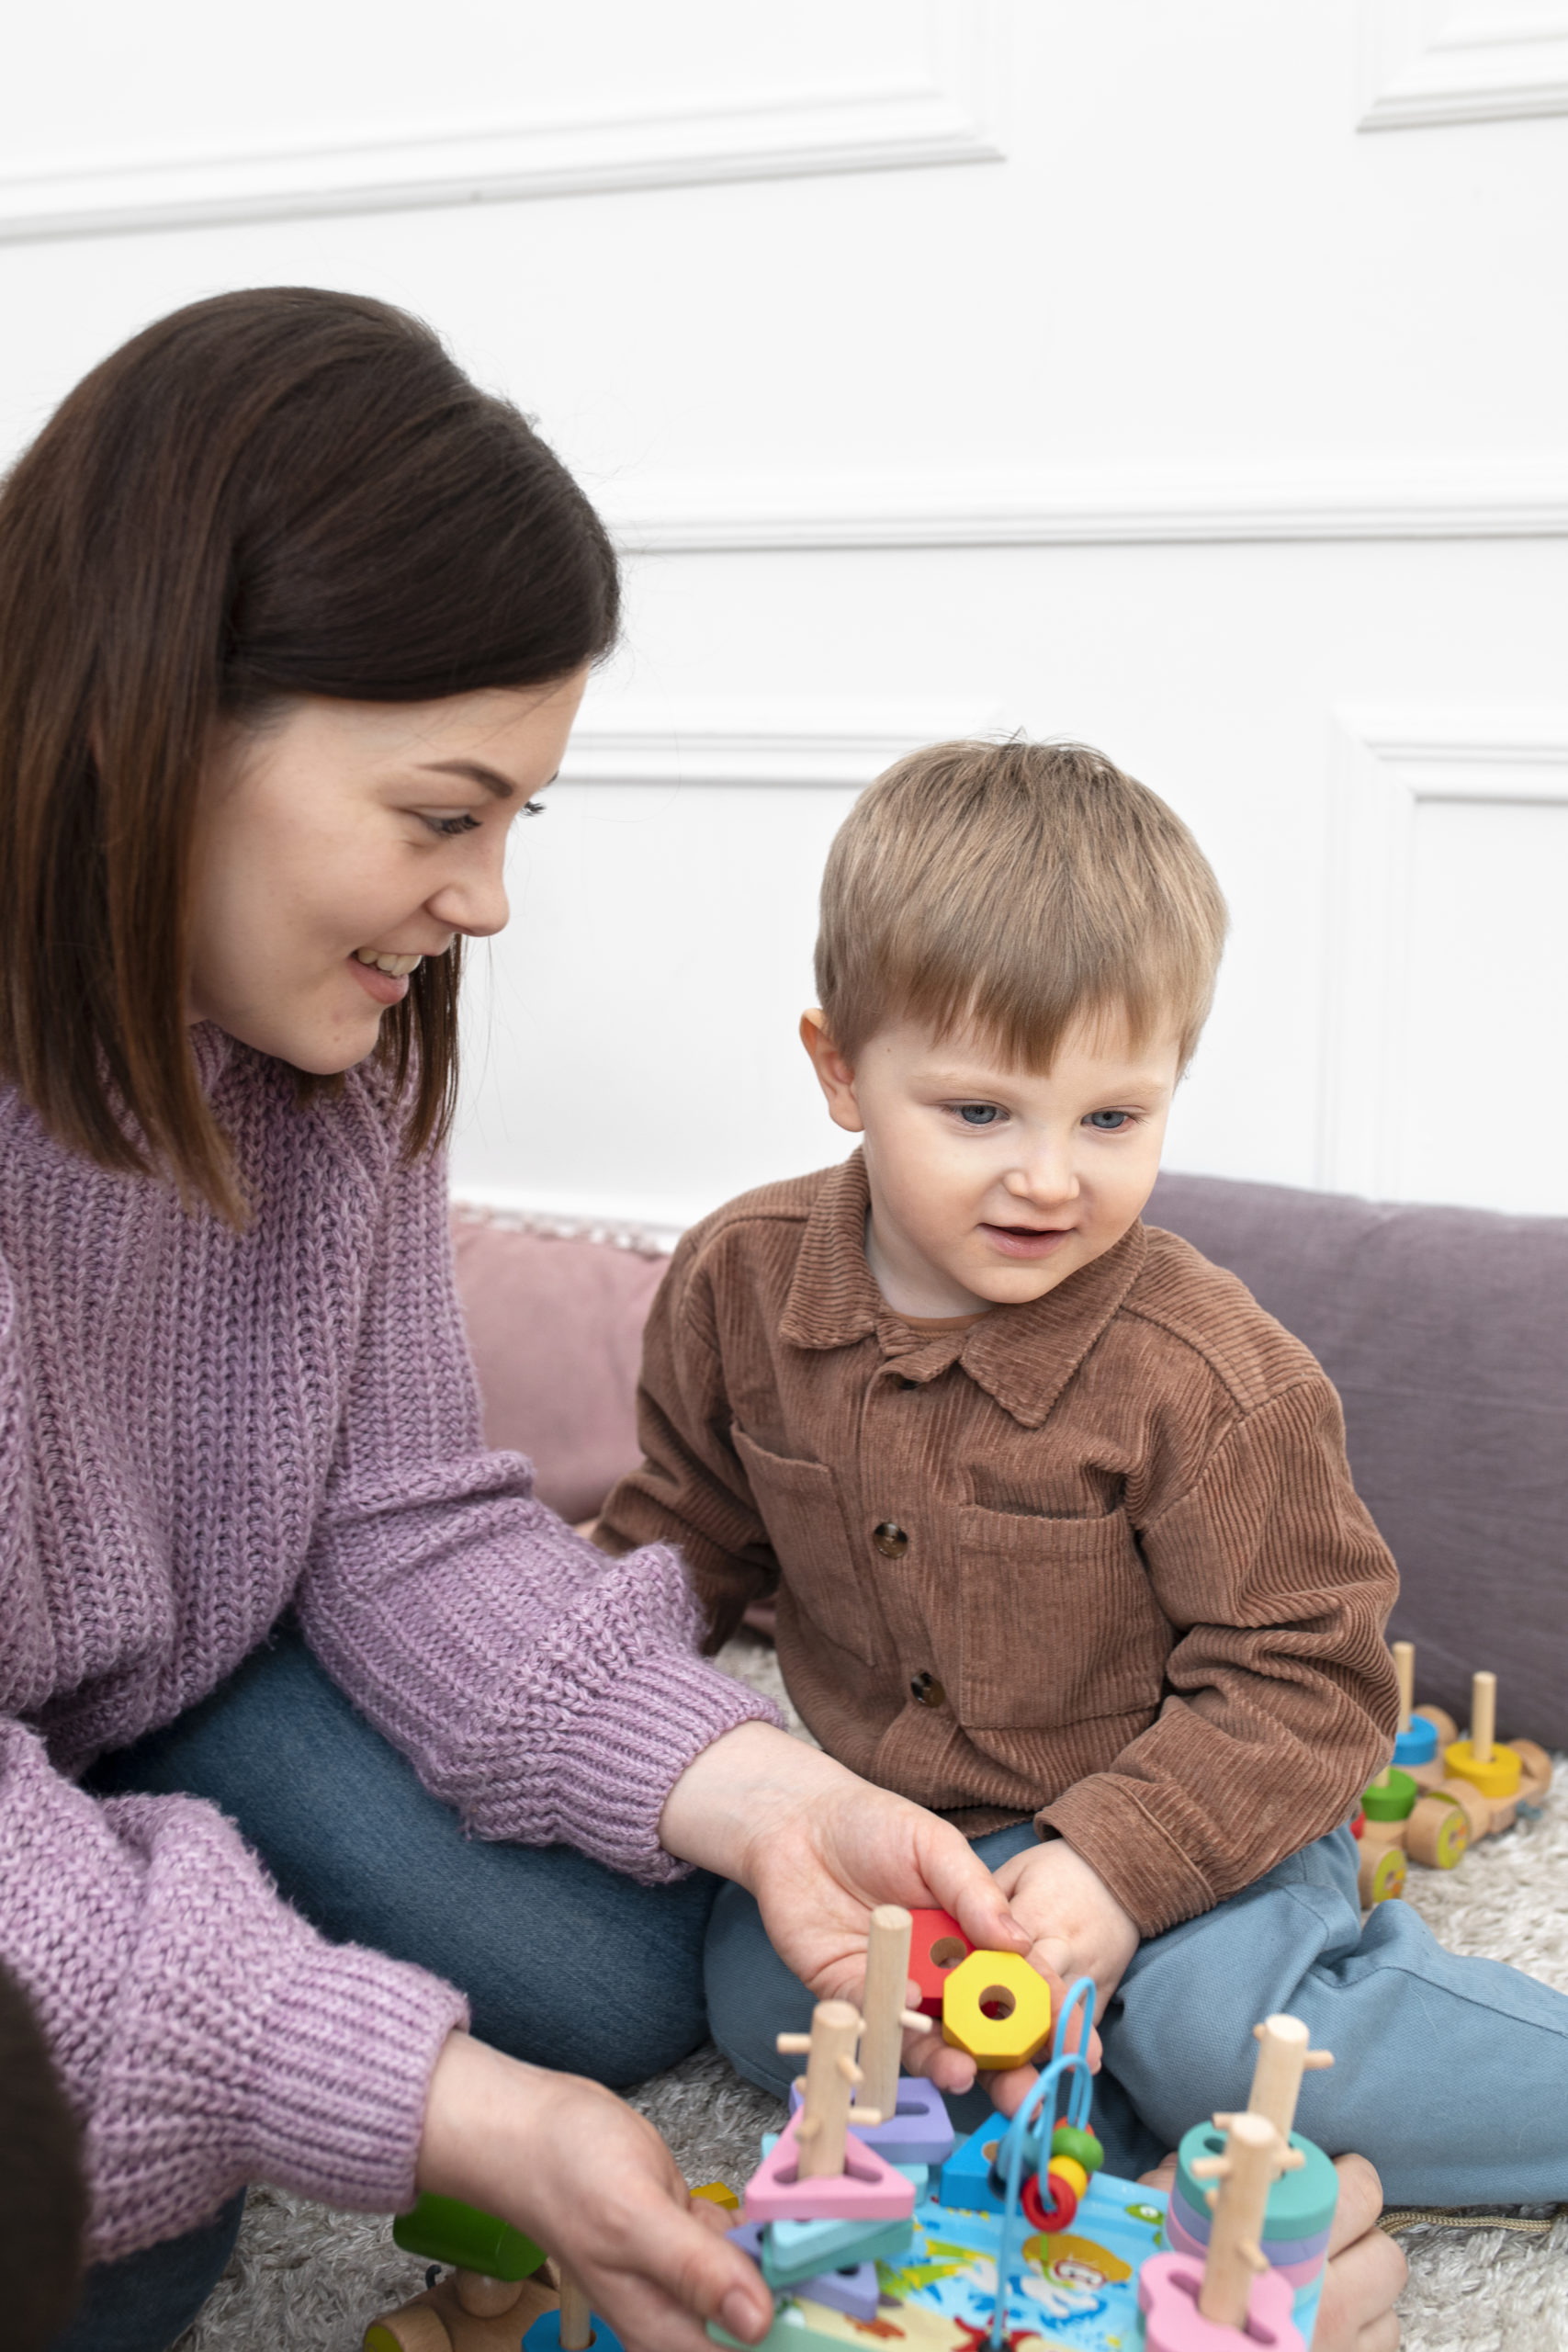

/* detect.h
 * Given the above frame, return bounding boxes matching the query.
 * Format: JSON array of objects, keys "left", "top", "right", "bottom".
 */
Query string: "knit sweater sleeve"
[
  {"left": 294, "top": 1139, "right": 778, "bottom": 1883},
  {"left": 0, "top": 1247, "right": 468, "bottom": 2264}
]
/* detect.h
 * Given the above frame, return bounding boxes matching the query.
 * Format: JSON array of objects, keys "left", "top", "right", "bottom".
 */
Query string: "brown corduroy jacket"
[{"left": 598, "top": 1152, "right": 1399, "bottom": 1935}]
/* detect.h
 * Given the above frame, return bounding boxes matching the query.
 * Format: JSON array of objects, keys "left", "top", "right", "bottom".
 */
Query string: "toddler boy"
[{"left": 599, "top": 740, "right": 1568, "bottom": 2202}]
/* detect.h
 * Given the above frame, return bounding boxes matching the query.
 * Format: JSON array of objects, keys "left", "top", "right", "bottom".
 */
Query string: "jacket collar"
[{"left": 780, "top": 1148, "right": 1147, "bottom": 1429}]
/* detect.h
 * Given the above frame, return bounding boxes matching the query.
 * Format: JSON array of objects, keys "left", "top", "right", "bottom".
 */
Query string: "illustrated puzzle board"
[{"left": 775, "top": 2175, "right": 1325, "bottom": 2352}]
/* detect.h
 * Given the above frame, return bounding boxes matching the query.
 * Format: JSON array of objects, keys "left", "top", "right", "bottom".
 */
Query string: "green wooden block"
[{"left": 391, "top": 2192, "right": 546, "bottom": 2279}]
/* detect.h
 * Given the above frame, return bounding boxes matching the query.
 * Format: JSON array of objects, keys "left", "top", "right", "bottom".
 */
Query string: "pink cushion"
[{"left": 450, "top": 1213, "right": 671, "bottom": 1523}]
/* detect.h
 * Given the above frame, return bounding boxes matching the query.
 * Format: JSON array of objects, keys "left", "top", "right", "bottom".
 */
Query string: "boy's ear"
[{"left": 799, "top": 1009, "right": 864, "bottom": 1134}]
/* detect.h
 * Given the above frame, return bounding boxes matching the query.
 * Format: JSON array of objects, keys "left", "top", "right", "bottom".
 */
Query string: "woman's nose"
[{"left": 427, "top": 847, "right": 510, "bottom": 940}]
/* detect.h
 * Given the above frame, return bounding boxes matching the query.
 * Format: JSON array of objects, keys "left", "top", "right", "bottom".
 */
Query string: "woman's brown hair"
[{"left": 0, "top": 287, "right": 619, "bottom": 1216}]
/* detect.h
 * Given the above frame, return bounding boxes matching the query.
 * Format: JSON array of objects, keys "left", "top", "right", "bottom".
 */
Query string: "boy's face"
[{"left": 802, "top": 1010, "right": 1181, "bottom": 1318}]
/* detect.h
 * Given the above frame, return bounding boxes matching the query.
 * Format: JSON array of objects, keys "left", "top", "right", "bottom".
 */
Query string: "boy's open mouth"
[{"left": 980, "top": 1223, "right": 1072, "bottom": 1259}]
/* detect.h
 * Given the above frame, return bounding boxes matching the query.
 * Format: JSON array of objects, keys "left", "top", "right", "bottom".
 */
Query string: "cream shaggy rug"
[{"left": 174, "top": 1636, "right": 1568, "bottom": 2352}]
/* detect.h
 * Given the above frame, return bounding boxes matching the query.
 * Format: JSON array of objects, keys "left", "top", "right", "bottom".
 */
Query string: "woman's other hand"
[
  {"left": 418, "top": 2031, "right": 773, "bottom": 2352},
  {"left": 659, "top": 1722, "right": 1097, "bottom": 2092}
]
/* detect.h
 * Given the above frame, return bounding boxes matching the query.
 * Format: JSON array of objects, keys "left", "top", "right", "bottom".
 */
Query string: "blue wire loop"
[{"left": 986, "top": 1975, "right": 1097, "bottom": 2348}]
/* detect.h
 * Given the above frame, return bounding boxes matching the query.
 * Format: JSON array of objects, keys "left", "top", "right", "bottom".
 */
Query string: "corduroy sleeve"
[
  {"left": 595, "top": 1238, "right": 784, "bottom": 1647},
  {"left": 294, "top": 1145, "right": 779, "bottom": 1883},
  {"left": 1039, "top": 1375, "right": 1400, "bottom": 1935}
]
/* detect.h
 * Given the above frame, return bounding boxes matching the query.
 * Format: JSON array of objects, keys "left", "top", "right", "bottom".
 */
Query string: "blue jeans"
[
  {"left": 706, "top": 1819, "right": 1568, "bottom": 2206},
  {"left": 52, "top": 1623, "right": 720, "bottom": 2352}
]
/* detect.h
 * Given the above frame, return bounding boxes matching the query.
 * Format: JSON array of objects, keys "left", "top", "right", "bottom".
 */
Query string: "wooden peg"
[
  {"left": 455, "top": 2271, "right": 524, "bottom": 2317},
  {"left": 1393, "top": 1640, "right": 1415, "bottom": 1735},
  {"left": 558, "top": 2267, "right": 593, "bottom": 2352},
  {"left": 1247, "top": 2014, "right": 1333, "bottom": 2142},
  {"left": 1471, "top": 1670, "right": 1496, "bottom": 1766},
  {"left": 776, "top": 2032, "right": 813, "bottom": 2054},
  {"left": 857, "top": 1905, "right": 914, "bottom": 2120},
  {"left": 1194, "top": 2112, "right": 1289, "bottom": 2329},
  {"left": 797, "top": 1999, "right": 865, "bottom": 2180}
]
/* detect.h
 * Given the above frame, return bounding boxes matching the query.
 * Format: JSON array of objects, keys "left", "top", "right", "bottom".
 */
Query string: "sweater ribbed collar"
[
  {"left": 188, "top": 1023, "right": 237, "bottom": 1094},
  {"left": 779, "top": 1147, "right": 1148, "bottom": 1429}
]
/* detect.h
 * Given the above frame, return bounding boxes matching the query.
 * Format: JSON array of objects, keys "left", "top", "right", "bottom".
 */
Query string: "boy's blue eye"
[
  {"left": 956, "top": 1104, "right": 1001, "bottom": 1125},
  {"left": 1087, "top": 1110, "right": 1131, "bottom": 1130}
]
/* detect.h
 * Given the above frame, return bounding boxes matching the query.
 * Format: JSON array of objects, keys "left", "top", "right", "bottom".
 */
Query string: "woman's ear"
[{"left": 799, "top": 1009, "right": 864, "bottom": 1134}]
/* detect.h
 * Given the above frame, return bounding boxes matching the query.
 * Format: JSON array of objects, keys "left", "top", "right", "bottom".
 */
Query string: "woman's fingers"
[{"left": 911, "top": 1825, "right": 1032, "bottom": 1957}]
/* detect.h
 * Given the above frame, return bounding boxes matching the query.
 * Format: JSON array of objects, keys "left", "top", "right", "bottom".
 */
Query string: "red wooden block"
[{"left": 906, "top": 1908, "right": 974, "bottom": 2018}]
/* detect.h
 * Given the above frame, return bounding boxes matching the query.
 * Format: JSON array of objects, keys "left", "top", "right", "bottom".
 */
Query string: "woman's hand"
[
  {"left": 418, "top": 2030, "right": 773, "bottom": 2352},
  {"left": 659, "top": 1722, "right": 1094, "bottom": 2093},
  {"left": 1137, "top": 2149, "right": 1405, "bottom": 2352}
]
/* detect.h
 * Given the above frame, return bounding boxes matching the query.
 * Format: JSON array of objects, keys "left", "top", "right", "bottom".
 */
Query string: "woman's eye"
[
  {"left": 1086, "top": 1109, "right": 1132, "bottom": 1131},
  {"left": 956, "top": 1103, "right": 1002, "bottom": 1126},
  {"left": 522, "top": 798, "right": 547, "bottom": 818},
  {"left": 422, "top": 811, "right": 483, "bottom": 838}
]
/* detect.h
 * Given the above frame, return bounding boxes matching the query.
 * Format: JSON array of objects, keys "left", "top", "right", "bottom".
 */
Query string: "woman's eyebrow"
[{"left": 416, "top": 758, "right": 520, "bottom": 798}]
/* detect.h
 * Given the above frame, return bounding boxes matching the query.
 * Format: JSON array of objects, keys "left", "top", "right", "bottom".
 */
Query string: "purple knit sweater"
[{"left": 0, "top": 1026, "right": 775, "bottom": 2262}]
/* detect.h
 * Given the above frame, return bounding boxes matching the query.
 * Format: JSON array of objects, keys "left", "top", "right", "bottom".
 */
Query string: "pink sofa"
[{"left": 452, "top": 1174, "right": 1568, "bottom": 1747}]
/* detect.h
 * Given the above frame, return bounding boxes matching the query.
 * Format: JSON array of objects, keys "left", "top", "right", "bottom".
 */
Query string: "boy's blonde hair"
[{"left": 815, "top": 739, "right": 1227, "bottom": 1071}]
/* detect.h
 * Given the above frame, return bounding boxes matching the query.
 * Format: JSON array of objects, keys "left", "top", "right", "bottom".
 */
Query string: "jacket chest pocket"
[
  {"left": 956, "top": 1502, "right": 1170, "bottom": 1730},
  {"left": 731, "top": 1428, "right": 880, "bottom": 1667}
]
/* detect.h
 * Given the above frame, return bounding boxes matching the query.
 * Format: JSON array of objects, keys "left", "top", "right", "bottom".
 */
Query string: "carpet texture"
[{"left": 172, "top": 1637, "right": 1568, "bottom": 2349}]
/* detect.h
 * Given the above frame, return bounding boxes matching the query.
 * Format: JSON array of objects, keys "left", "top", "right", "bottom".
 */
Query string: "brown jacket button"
[
  {"left": 910, "top": 1671, "right": 946, "bottom": 1707},
  {"left": 873, "top": 1521, "right": 909, "bottom": 1558}
]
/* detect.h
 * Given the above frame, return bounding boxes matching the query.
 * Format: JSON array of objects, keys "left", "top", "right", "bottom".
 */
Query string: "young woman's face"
[{"left": 187, "top": 674, "right": 587, "bottom": 1072}]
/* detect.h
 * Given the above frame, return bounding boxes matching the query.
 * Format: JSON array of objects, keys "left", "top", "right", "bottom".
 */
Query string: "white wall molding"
[
  {"left": 1320, "top": 709, "right": 1568, "bottom": 1198},
  {"left": 604, "top": 458, "right": 1568, "bottom": 552},
  {"left": 0, "top": 1, "right": 998, "bottom": 243},
  {"left": 1359, "top": 0, "right": 1568, "bottom": 128},
  {"left": 560, "top": 699, "right": 1005, "bottom": 789}
]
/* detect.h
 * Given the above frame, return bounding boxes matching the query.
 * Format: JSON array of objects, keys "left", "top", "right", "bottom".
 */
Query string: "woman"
[
  {"left": 0, "top": 289, "right": 1401, "bottom": 2352},
  {"left": 0, "top": 288, "right": 1031, "bottom": 2352}
]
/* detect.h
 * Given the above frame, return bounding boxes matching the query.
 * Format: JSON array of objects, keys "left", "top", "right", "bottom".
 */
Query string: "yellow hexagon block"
[{"left": 940, "top": 1950, "right": 1054, "bottom": 2070}]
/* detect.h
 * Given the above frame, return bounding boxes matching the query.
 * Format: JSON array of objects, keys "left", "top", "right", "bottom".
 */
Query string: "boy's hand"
[
  {"left": 660, "top": 1721, "right": 1059, "bottom": 2092},
  {"left": 982, "top": 1837, "right": 1137, "bottom": 2111},
  {"left": 1138, "top": 2149, "right": 1404, "bottom": 2352}
]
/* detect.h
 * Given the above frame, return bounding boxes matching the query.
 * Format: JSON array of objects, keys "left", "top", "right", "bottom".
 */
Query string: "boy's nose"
[{"left": 1003, "top": 1152, "right": 1079, "bottom": 1207}]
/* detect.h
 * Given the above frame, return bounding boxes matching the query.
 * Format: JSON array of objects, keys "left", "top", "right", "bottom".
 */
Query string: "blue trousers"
[
  {"left": 51, "top": 1624, "right": 720, "bottom": 2352},
  {"left": 706, "top": 1819, "right": 1568, "bottom": 2207}
]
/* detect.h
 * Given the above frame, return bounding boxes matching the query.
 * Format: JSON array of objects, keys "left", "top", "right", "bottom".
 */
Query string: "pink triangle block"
[
  {"left": 742, "top": 2110, "right": 917, "bottom": 2224},
  {"left": 1138, "top": 2252, "right": 1303, "bottom": 2352}
]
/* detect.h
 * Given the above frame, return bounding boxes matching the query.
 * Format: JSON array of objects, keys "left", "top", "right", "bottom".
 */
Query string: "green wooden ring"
[
  {"left": 1361, "top": 1768, "right": 1417, "bottom": 1822},
  {"left": 1050, "top": 2123, "right": 1104, "bottom": 2174}
]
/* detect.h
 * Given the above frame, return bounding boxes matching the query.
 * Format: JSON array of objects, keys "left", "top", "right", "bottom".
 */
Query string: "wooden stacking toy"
[
  {"left": 1138, "top": 2016, "right": 1337, "bottom": 2352},
  {"left": 716, "top": 1905, "right": 972, "bottom": 2349},
  {"left": 1357, "top": 1650, "right": 1552, "bottom": 1903},
  {"left": 362, "top": 2193, "right": 621, "bottom": 2352}
]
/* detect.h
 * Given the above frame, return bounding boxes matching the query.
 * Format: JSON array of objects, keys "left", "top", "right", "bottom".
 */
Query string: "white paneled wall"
[{"left": 1, "top": 2, "right": 1563, "bottom": 1227}]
